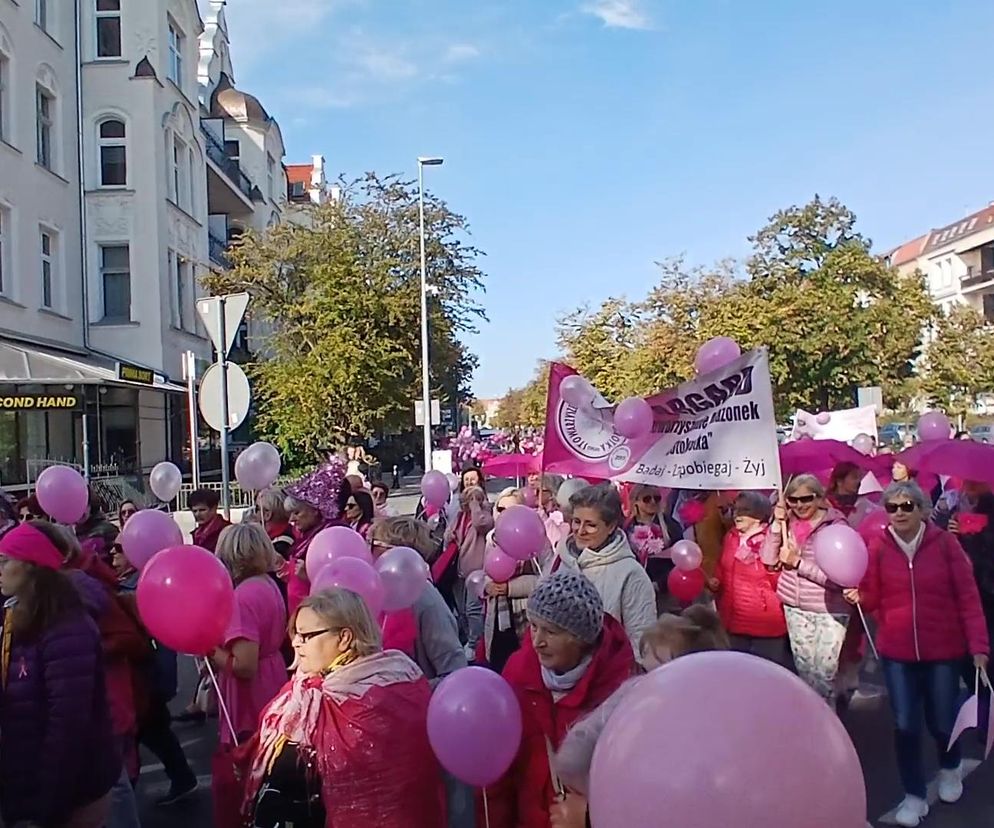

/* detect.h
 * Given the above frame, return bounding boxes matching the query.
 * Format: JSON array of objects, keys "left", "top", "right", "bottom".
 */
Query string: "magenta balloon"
[
  {"left": 494, "top": 504, "right": 546, "bottom": 561},
  {"left": 374, "top": 545, "right": 429, "bottom": 612},
  {"left": 918, "top": 410, "right": 952, "bottom": 442},
  {"left": 466, "top": 569, "right": 487, "bottom": 601},
  {"left": 857, "top": 508, "right": 890, "bottom": 543},
  {"left": 137, "top": 545, "right": 234, "bottom": 655},
  {"left": 35, "top": 465, "right": 89, "bottom": 524},
  {"left": 234, "top": 442, "right": 282, "bottom": 491},
  {"left": 614, "top": 397, "right": 654, "bottom": 440},
  {"left": 148, "top": 461, "right": 183, "bottom": 502},
  {"left": 812, "top": 524, "right": 868, "bottom": 588},
  {"left": 670, "top": 539, "right": 703, "bottom": 572},
  {"left": 589, "top": 652, "right": 866, "bottom": 828},
  {"left": 305, "top": 526, "right": 372, "bottom": 581},
  {"left": 559, "top": 374, "right": 595, "bottom": 408},
  {"left": 484, "top": 544, "right": 518, "bottom": 582},
  {"left": 310, "top": 557, "right": 385, "bottom": 618},
  {"left": 816, "top": 412, "right": 832, "bottom": 425},
  {"left": 427, "top": 667, "right": 523, "bottom": 787},
  {"left": 694, "top": 336, "right": 741, "bottom": 376},
  {"left": 118, "top": 509, "right": 184, "bottom": 571},
  {"left": 421, "top": 470, "right": 450, "bottom": 509},
  {"left": 521, "top": 486, "right": 538, "bottom": 507}
]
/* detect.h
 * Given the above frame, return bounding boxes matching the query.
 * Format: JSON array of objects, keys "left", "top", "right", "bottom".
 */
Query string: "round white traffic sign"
[{"left": 199, "top": 362, "right": 251, "bottom": 432}]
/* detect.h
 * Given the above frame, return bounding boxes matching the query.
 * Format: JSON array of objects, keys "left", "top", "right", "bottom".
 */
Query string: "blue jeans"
[{"left": 881, "top": 658, "right": 963, "bottom": 798}]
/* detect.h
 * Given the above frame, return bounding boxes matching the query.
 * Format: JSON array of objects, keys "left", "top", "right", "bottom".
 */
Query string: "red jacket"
[
  {"left": 861, "top": 524, "right": 990, "bottom": 662},
  {"left": 713, "top": 529, "right": 787, "bottom": 639},
  {"left": 487, "top": 615, "right": 634, "bottom": 828},
  {"left": 192, "top": 514, "right": 231, "bottom": 553}
]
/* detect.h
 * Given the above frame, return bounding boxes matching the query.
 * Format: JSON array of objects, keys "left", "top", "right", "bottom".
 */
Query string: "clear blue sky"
[{"left": 222, "top": 0, "right": 994, "bottom": 398}]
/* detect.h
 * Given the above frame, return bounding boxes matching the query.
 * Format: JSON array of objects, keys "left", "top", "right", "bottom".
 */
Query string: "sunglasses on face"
[
  {"left": 346, "top": 501, "right": 358, "bottom": 509},
  {"left": 641, "top": 495, "right": 662, "bottom": 504},
  {"left": 786, "top": 494, "right": 818, "bottom": 506},
  {"left": 884, "top": 501, "right": 916, "bottom": 514},
  {"left": 496, "top": 505, "right": 507, "bottom": 514}
]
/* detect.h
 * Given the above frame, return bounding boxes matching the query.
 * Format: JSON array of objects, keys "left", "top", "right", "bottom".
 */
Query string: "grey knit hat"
[{"left": 527, "top": 570, "right": 604, "bottom": 645}]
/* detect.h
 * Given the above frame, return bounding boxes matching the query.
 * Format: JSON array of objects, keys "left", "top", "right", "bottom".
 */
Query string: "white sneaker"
[
  {"left": 894, "top": 795, "right": 929, "bottom": 827},
  {"left": 938, "top": 765, "right": 963, "bottom": 803}
]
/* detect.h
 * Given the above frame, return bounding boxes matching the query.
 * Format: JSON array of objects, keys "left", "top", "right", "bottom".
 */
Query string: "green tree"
[
  {"left": 493, "top": 362, "right": 551, "bottom": 429},
  {"left": 203, "top": 173, "right": 485, "bottom": 466},
  {"left": 919, "top": 305, "right": 994, "bottom": 418}
]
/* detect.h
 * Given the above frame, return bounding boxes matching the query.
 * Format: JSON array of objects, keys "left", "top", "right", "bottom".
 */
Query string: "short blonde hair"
[
  {"left": 785, "top": 474, "right": 825, "bottom": 499},
  {"left": 496, "top": 487, "right": 524, "bottom": 506},
  {"left": 640, "top": 606, "right": 729, "bottom": 660},
  {"left": 369, "top": 516, "right": 434, "bottom": 560},
  {"left": 216, "top": 523, "right": 276, "bottom": 583},
  {"left": 256, "top": 488, "right": 288, "bottom": 523},
  {"left": 296, "top": 588, "right": 382, "bottom": 657}
]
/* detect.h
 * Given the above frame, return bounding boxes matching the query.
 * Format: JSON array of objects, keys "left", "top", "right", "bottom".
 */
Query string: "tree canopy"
[{"left": 918, "top": 304, "right": 994, "bottom": 418}]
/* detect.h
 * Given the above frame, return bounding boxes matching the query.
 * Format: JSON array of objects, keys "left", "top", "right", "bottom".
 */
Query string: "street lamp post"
[{"left": 418, "top": 156, "right": 443, "bottom": 473}]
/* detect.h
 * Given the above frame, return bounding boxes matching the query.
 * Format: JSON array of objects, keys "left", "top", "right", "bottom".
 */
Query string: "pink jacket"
[
  {"left": 761, "top": 508, "right": 850, "bottom": 614},
  {"left": 860, "top": 524, "right": 989, "bottom": 662},
  {"left": 444, "top": 501, "right": 494, "bottom": 578}
]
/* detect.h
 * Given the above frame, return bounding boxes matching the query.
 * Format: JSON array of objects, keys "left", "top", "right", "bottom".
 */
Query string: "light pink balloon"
[
  {"left": 813, "top": 524, "right": 869, "bottom": 588},
  {"left": 374, "top": 545, "right": 429, "bottom": 612},
  {"left": 310, "top": 557, "right": 385, "bottom": 618},
  {"left": 694, "top": 336, "right": 741, "bottom": 376},
  {"left": 670, "top": 539, "right": 703, "bottom": 572},
  {"left": 119, "top": 509, "right": 184, "bottom": 571},
  {"left": 918, "top": 410, "right": 952, "bottom": 442},
  {"left": 466, "top": 569, "right": 487, "bottom": 600},
  {"left": 559, "top": 374, "right": 595, "bottom": 408},
  {"left": 234, "top": 442, "right": 282, "bottom": 491},
  {"left": 851, "top": 433, "right": 875, "bottom": 455},
  {"left": 816, "top": 412, "right": 831, "bottom": 425},
  {"left": 148, "top": 461, "right": 183, "bottom": 502},
  {"left": 36, "top": 465, "right": 89, "bottom": 524},
  {"left": 305, "top": 526, "right": 372, "bottom": 581},
  {"left": 589, "top": 652, "right": 866, "bottom": 828},
  {"left": 494, "top": 504, "right": 546, "bottom": 561},
  {"left": 421, "top": 470, "right": 450, "bottom": 509},
  {"left": 484, "top": 544, "right": 518, "bottom": 582},
  {"left": 614, "top": 397, "right": 654, "bottom": 440}
]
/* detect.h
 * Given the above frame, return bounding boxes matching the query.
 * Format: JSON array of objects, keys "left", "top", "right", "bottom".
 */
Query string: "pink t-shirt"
[{"left": 218, "top": 575, "right": 288, "bottom": 744}]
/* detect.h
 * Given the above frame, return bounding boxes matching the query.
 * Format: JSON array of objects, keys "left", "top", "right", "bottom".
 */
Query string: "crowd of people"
[{"left": 0, "top": 444, "right": 992, "bottom": 828}]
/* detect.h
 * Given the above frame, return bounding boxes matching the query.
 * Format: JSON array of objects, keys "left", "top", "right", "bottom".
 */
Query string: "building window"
[
  {"left": 224, "top": 139, "right": 239, "bottom": 164},
  {"left": 100, "top": 244, "right": 130, "bottom": 321},
  {"left": 36, "top": 86, "right": 53, "bottom": 169},
  {"left": 267, "top": 154, "right": 275, "bottom": 200},
  {"left": 173, "top": 253, "right": 188, "bottom": 329},
  {"left": 188, "top": 147, "right": 196, "bottom": 214},
  {"left": 167, "top": 21, "right": 183, "bottom": 86},
  {"left": 0, "top": 54, "right": 9, "bottom": 143},
  {"left": 0, "top": 207, "right": 8, "bottom": 294},
  {"left": 98, "top": 119, "right": 126, "bottom": 186},
  {"left": 95, "top": 0, "right": 122, "bottom": 58},
  {"left": 171, "top": 137, "right": 191, "bottom": 210},
  {"left": 35, "top": 0, "right": 50, "bottom": 33},
  {"left": 40, "top": 229, "right": 55, "bottom": 308}
]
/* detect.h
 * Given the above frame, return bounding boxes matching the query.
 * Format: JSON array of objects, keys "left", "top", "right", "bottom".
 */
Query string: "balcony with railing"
[
  {"left": 208, "top": 230, "right": 230, "bottom": 268},
  {"left": 202, "top": 124, "right": 254, "bottom": 202}
]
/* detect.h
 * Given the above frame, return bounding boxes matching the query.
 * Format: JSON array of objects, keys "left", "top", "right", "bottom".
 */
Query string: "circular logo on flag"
[{"left": 555, "top": 402, "right": 625, "bottom": 463}]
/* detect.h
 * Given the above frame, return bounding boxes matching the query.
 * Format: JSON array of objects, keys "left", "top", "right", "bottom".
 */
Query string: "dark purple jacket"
[{"left": 0, "top": 609, "right": 120, "bottom": 826}]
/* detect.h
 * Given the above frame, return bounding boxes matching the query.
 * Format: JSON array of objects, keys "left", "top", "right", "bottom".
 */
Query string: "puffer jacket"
[
  {"left": 713, "top": 528, "right": 786, "bottom": 638},
  {"left": 0, "top": 610, "right": 120, "bottom": 826},
  {"left": 554, "top": 531, "right": 656, "bottom": 658},
  {"left": 860, "top": 524, "right": 989, "bottom": 662},
  {"left": 761, "top": 508, "right": 850, "bottom": 614},
  {"left": 443, "top": 501, "right": 494, "bottom": 579}
]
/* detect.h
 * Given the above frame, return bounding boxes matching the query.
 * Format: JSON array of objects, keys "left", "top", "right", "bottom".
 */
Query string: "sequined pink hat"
[{"left": 285, "top": 457, "right": 347, "bottom": 520}]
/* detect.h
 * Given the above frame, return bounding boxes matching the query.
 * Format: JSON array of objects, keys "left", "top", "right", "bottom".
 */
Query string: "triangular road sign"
[{"left": 196, "top": 293, "right": 250, "bottom": 358}]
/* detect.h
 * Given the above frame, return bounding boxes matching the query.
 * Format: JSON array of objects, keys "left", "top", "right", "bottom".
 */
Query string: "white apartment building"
[{"left": 0, "top": 0, "right": 297, "bottom": 492}]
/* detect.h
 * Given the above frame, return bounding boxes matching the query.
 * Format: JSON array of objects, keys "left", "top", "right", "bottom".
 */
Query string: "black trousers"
[
  {"left": 729, "top": 633, "right": 796, "bottom": 672},
  {"left": 139, "top": 696, "right": 197, "bottom": 787}
]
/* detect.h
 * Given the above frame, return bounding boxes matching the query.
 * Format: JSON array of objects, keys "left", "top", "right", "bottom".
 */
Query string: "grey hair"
[
  {"left": 881, "top": 481, "right": 931, "bottom": 516},
  {"left": 496, "top": 487, "right": 525, "bottom": 505},
  {"left": 570, "top": 482, "right": 623, "bottom": 527},
  {"left": 785, "top": 474, "right": 825, "bottom": 499},
  {"left": 541, "top": 474, "right": 565, "bottom": 493},
  {"left": 284, "top": 495, "right": 318, "bottom": 515},
  {"left": 256, "top": 487, "right": 288, "bottom": 523}
]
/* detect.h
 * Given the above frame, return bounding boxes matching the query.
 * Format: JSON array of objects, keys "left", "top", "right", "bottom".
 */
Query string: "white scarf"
[
  {"left": 541, "top": 653, "right": 593, "bottom": 695},
  {"left": 889, "top": 524, "right": 925, "bottom": 561}
]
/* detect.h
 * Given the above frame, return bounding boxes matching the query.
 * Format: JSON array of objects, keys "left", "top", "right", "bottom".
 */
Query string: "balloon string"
[
  {"left": 483, "top": 787, "right": 490, "bottom": 828},
  {"left": 856, "top": 604, "right": 879, "bottom": 662},
  {"left": 204, "top": 656, "right": 239, "bottom": 746}
]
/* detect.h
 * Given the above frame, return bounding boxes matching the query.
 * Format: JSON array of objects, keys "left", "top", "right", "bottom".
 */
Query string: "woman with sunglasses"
[
  {"left": 343, "top": 490, "right": 375, "bottom": 539},
  {"left": 625, "top": 484, "right": 683, "bottom": 609},
  {"left": 118, "top": 500, "right": 138, "bottom": 528},
  {"left": 242, "top": 589, "right": 444, "bottom": 828},
  {"left": 850, "top": 482, "right": 988, "bottom": 827},
  {"left": 761, "top": 474, "right": 851, "bottom": 704}
]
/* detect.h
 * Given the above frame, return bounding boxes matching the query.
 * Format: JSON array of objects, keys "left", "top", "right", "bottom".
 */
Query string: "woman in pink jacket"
[
  {"left": 761, "top": 474, "right": 850, "bottom": 703},
  {"left": 850, "top": 481, "right": 989, "bottom": 828}
]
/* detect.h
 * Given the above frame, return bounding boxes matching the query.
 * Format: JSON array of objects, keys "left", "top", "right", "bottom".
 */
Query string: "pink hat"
[
  {"left": 285, "top": 458, "right": 347, "bottom": 521},
  {"left": 0, "top": 523, "right": 64, "bottom": 570}
]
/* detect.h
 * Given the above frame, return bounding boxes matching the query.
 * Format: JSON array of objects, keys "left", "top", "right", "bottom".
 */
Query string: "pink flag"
[{"left": 948, "top": 669, "right": 981, "bottom": 752}]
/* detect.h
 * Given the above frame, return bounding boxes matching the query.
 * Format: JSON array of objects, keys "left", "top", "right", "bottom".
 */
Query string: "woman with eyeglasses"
[
  {"left": 243, "top": 589, "right": 444, "bottom": 828},
  {"left": 624, "top": 484, "right": 683, "bottom": 608},
  {"left": 343, "top": 490, "right": 375, "bottom": 538},
  {"left": 849, "top": 482, "right": 989, "bottom": 827},
  {"left": 761, "top": 474, "right": 851, "bottom": 703}
]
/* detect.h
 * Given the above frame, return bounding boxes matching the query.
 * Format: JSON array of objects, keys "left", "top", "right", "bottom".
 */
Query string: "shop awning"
[{"left": 0, "top": 340, "right": 186, "bottom": 393}]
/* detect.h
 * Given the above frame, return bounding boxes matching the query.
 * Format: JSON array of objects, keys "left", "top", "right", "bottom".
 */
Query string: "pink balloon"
[
  {"left": 694, "top": 336, "right": 741, "bottom": 376},
  {"left": 521, "top": 486, "right": 538, "bottom": 508},
  {"left": 494, "top": 504, "right": 546, "bottom": 561},
  {"left": 816, "top": 412, "right": 831, "bottom": 425},
  {"left": 667, "top": 567, "right": 705, "bottom": 605},
  {"left": 310, "top": 557, "right": 385, "bottom": 618},
  {"left": 137, "top": 545, "right": 234, "bottom": 655},
  {"left": 670, "top": 539, "right": 703, "bottom": 573},
  {"left": 427, "top": 666, "right": 523, "bottom": 787},
  {"left": 466, "top": 569, "right": 487, "bottom": 601},
  {"left": 118, "top": 509, "right": 184, "bottom": 571},
  {"left": 374, "top": 545, "right": 429, "bottom": 612},
  {"left": 918, "top": 410, "right": 952, "bottom": 442},
  {"left": 857, "top": 508, "right": 890, "bottom": 543},
  {"left": 484, "top": 543, "right": 518, "bottom": 582},
  {"left": 589, "top": 652, "right": 866, "bottom": 828},
  {"left": 851, "top": 433, "right": 875, "bottom": 455},
  {"left": 421, "top": 470, "right": 450, "bottom": 509},
  {"left": 614, "top": 397, "right": 654, "bottom": 440},
  {"left": 559, "top": 374, "right": 595, "bottom": 408},
  {"left": 305, "top": 526, "right": 372, "bottom": 581},
  {"left": 234, "top": 442, "right": 282, "bottom": 491},
  {"left": 813, "top": 524, "right": 869, "bottom": 588},
  {"left": 35, "top": 465, "right": 89, "bottom": 524},
  {"left": 149, "top": 461, "right": 183, "bottom": 502}
]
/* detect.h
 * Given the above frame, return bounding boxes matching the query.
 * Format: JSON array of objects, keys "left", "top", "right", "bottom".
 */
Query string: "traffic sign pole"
[{"left": 217, "top": 297, "right": 231, "bottom": 521}]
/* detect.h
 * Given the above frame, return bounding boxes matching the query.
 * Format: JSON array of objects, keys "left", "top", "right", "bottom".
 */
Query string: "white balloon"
[
  {"left": 556, "top": 478, "right": 588, "bottom": 509},
  {"left": 149, "top": 461, "right": 183, "bottom": 502}
]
